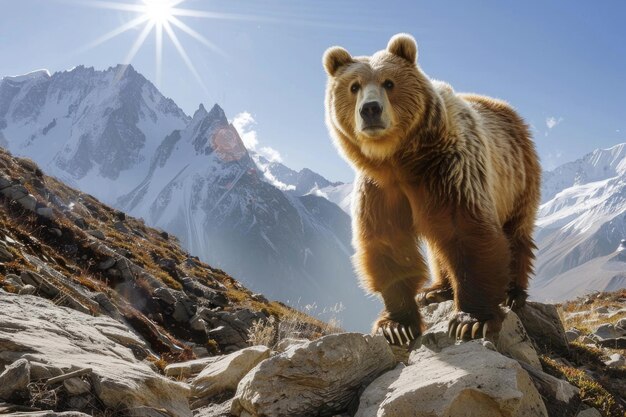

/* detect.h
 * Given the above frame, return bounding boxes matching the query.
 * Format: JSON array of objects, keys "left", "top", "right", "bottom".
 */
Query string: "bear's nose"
[{"left": 360, "top": 101, "right": 383, "bottom": 123}]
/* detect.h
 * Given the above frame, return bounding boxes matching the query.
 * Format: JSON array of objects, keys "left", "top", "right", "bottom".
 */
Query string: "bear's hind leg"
[
  {"left": 503, "top": 214, "right": 537, "bottom": 310},
  {"left": 420, "top": 252, "right": 454, "bottom": 305}
]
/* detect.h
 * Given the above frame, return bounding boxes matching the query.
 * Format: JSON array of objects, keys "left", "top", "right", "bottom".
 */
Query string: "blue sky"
[{"left": 1, "top": 0, "right": 625, "bottom": 182}]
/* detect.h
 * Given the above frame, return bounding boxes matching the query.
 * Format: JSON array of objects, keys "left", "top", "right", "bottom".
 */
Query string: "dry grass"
[
  {"left": 541, "top": 356, "right": 624, "bottom": 417},
  {"left": 248, "top": 303, "right": 343, "bottom": 349}
]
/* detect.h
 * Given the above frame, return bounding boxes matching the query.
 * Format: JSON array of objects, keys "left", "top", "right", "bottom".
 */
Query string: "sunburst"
[{"left": 76, "top": 0, "right": 230, "bottom": 89}]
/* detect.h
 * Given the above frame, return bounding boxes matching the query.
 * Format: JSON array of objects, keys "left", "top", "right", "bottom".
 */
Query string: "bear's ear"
[
  {"left": 387, "top": 33, "right": 418, "bottom": 64},
  {"left": 323, "top": 46, "right": 353, "bottom": 76}
]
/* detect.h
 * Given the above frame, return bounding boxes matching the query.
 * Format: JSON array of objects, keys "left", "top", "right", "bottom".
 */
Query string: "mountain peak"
[
  {"left": 193, "top": 103, "right": 209, "bottom": 120},
  {"left": 208, "top": 103, "right": 227, "bottom": 123},
  {"left": 2, "top": 69, "right": 50, "bottom": 83}
]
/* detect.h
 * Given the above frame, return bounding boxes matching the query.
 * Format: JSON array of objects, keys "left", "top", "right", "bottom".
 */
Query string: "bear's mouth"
[{"left": 361, "top": 125, "right": 387, "bottom": 135}]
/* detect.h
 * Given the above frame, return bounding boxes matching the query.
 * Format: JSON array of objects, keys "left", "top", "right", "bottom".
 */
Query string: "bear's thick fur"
[{"left": 323, "top": 34, "right": 540, "bottom": 345}]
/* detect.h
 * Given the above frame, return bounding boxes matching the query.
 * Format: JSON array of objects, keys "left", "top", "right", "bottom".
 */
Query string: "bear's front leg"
[
  {"left": 352, "top": 179, "right": 428, "bottom": 346},
  {"left": 436, "top": 209, "right": 511, "bottom": 341},
  {"left": 355, "top": 240, "right": 427, "bottom": 345}
]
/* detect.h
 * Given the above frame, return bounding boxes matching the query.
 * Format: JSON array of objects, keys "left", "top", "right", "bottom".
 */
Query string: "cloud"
[
  {"left": 231, "top": 111, "right": 283, "bottom": 163},
  {"left": 259, "top": 146, "right": 282, "bottom": 163},
  {"left": 232, "top": 112, "right": 258, "bottom": 149},
  {"left": 546, "top": 116, "right": 563, "bottom": 130}
]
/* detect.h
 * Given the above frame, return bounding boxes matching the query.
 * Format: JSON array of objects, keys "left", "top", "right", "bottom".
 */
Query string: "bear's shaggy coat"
[{"left": 323, "top": 34, "right": 540, "bottom": 344}]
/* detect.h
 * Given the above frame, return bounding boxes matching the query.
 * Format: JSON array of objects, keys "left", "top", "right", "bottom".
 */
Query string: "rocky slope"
[
  {"left": 3, "top": 281, "right": 624, "bottom": 416},
  {"left": 0, "top": 66, "right": 378, "bottom": 330},
  {"left": 0, "top": 146, "right": 338, "bottom": 415}
]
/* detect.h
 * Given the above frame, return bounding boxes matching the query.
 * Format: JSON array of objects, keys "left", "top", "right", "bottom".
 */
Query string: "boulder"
[
  {"left": 418, "top": 301, "right": 540, "bottom": 369},
  {"left": 518, "top": 361, "right": 580, "bottom": 417},
  {"left": 496, "top": 310, "right": 542, "bottom": 369},
  {"left": 356, "top": 341, "right": 548, "bottom": 417},
  {"left": 0, "top": 358, "right": 31, "bottom": 400},
  {"left": 591, "top": 323, "right": 620, "bottom": 340},
  {"left": 191, "top": 346, "right": 270, "bottom": 404},
  {"left": 516, "top": 301, "right": 569, "bottom": 355},
  {"left": 18, "top": 284, "right": 37, "bottom": 295},
  {"left": 604, "top": 353, "right": 625, "bottom": 368},
  {"left": 36, "top": 206, "right": 54, "bottom": 219},
  {"left": 3, "top": 273, "right": 23, "bottom": 288},
  {"left": 17, "top": 194, "right": 37, "bottom": 211},
  {"left": 0, "top": 293, "right": 191, "bottom": 417},
  {"left": 1, "top": 184, "right": 28, "bottom": 200},
  {"left": 231, "top": 333, "right": 395, "bottom": 417},
  {"left": 165, "top": 356, "right": 223, "bottom": 378},
  {"left": 201, "top": 308, "right": 266, "bottom": 350}
]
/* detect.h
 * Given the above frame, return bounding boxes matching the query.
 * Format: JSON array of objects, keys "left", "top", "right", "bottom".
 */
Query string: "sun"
[
  {"left": 77, "top": 0, "right": 228, "bottom": 90},
  {"left": 142, "top": 0, "right": 173, "bottom": 25}
]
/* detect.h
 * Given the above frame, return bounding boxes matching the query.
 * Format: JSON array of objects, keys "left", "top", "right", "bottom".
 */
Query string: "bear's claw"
[
  {"left": 418, "top": 286, "right": 454, "bottom": 306},
  {"left": 447, "top": 313, "right": 497, "bottom": 341},
  {"left": 375, "top": 319, "right": 420, "bottom": 346},
  {"left": 504, "top": 286, "right": 528, "bottom": 310}
]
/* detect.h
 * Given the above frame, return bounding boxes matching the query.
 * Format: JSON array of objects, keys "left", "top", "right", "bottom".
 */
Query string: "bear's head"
[{"left": 323, "top": 34, "right": 434, "bottom": 162}]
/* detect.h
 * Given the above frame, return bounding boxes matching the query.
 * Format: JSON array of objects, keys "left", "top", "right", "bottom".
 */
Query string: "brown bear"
[{"left": 323, "top": 34, "right": 540, "bottom": 345}]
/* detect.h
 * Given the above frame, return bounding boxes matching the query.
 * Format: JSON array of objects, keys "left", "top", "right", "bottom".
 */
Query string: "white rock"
[
  {"left": 191, "top": 346, "right": 270, "bottom": 400},
  {"left": 274, "top": 337, "right": 308, "bottom": 353},
  {"left": 165, "top": 356, "right": 224, "bottom": 378},
  {"left": 18, "top": 284, "right": 37, "bottom": 295},
  {"left": 0, "top": 293, "right": 190, "bottom": 417},
  {"left": 356, "top": 341, "right": 548, "bottom": 417},
  {"left": 231, "top": 333, "right": 395, "bottom": 417},
  {"left": 604, "top": 353, "right": 625, "bottom": 368},
  {"left": 496, "top": 310, "right": 542, "bottom": 369},
  {"left": 418, "top": 301, "right": 541, "bottom": 369}
]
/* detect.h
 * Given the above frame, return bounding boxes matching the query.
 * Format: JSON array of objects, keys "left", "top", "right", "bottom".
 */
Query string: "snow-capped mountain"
[
  {"left": 530, "top": 143, "right": 626, "bottom": 301},
  {"left": 0, "top": 65, "right": 380, "bottom": 330},
  {"left": 0, "top": 65, "right": 188, "bottom": 202},
  {"left": 253, "top": 153, "right": 354, "bottom": 214}
]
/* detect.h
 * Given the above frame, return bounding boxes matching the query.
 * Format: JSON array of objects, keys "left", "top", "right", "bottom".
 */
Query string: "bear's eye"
[
  {"left": 383, "top": 80, "right": 394, "bottom": 90},
  {"left": 350, "top": 83, "right": 360, "bottom": 94}
]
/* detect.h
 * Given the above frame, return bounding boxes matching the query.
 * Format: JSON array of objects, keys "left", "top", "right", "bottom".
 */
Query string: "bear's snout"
[{"left": 360, "top": 101, "right": 384, "bottom": 128}]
